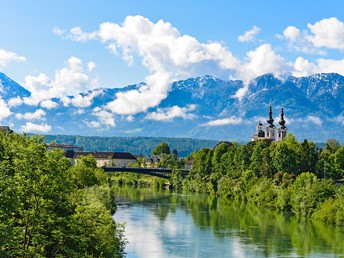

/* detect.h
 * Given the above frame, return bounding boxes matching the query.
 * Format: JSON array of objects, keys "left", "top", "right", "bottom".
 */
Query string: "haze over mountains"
[{"left": 0, "top": 72, "right": 343, "bottom": 142}]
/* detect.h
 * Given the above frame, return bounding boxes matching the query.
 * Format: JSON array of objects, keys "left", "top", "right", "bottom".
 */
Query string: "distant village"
[{"left": 46, "top": 143, "right": 193, "bottom": 169}]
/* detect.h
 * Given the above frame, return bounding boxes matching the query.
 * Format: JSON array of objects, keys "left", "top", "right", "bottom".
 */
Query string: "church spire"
[
  {"left": 277, "top": 105, "right": 287, "bottom": 141},
  {"left": 279, "top": 107, "right": 287, "bottom": 129},
  {"left": 266, "top": 104, "right": 274, "bottom": 127}
]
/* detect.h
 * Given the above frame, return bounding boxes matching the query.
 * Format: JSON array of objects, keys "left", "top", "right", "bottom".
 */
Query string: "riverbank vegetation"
[
  {"left": 113, "top": 134, "right": 344, "bottom": 226},
  {"left": 0, "top": 132, "right": 126, "bottom": 257},
  {"left": 180, "top": 134, "right": 344, "bottom": 226}
]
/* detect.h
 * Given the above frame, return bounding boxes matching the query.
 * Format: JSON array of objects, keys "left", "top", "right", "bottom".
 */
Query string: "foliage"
[
  {"left": 152, "top": 142, "right": 171, "bottom": 155},
  {"left": 0, "top": 132, "right": 126, "bottom": 257},
  {"left": 290, "top": 173, "right": 336, "bottom": 216},
  {"left": 312, "top": 186, "right": 344, "bottom": 226},
  {"left": 171, "top": 134, "right": 343, "bottom": 225}
]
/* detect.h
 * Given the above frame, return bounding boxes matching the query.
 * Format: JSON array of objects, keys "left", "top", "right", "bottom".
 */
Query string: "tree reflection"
[{"left": 114, "top": 186, "right": 344, "bottom": 257}]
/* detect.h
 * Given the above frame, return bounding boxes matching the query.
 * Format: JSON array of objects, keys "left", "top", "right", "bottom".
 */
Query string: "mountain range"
[{"left": 0, "top": 72, "right": 343, "bottom": 142}]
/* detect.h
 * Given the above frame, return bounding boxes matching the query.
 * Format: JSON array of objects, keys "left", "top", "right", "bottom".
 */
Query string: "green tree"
[
  {"left": 334, "top": 145, "right": 344, "bottom": 179},
  {"left": 0, "top": 132, "right": 126, "bottom": 257},
  {"left": 290, "top": 172, "right": 336, "bottom": 216},
  {"left": 152, "top": 142, "right": 171, "bottom": 155},
  {"left": 325, "top": 138, "right": 341, "bottom": 153},
  {"left": 270, "top": 134, "right": 302, "bottom": 174}
]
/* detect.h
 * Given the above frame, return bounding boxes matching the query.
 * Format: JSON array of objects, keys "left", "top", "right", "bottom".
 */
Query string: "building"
[
  {"left": 252, "top": 105, "right": 287, "bottom": 142},
  {"left": 66, "top": 151, "right": 137, "bottom": 167}
]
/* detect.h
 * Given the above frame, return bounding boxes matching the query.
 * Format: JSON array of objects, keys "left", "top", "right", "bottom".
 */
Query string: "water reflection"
[{"left": 114, "top": 186, "right": 344, "bottom": 258}]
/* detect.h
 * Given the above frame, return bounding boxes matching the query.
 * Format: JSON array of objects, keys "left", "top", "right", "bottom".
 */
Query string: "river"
[{"left": 113, "top": 185, "right": 344, "bottom": 258}]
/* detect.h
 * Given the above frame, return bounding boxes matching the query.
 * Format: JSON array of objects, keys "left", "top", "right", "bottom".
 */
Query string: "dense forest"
[
  {"left": 42, "top": 135, "right": 218, "bottom": 157},
  {"left": 0, "top": 132, "right": 126, "bottom": 257}
]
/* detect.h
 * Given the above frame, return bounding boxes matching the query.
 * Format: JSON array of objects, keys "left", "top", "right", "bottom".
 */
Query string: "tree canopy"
[{"left": 0, "top": 132, "right": 126, "bottom": 257}]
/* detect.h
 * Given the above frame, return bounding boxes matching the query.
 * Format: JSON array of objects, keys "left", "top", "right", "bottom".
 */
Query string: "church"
[{"left": 251, "top": 105, "right": 287, "bottom": 142}]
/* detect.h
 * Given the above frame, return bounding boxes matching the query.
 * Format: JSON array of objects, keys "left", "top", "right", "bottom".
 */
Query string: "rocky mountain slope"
[{"left": 0, "top": 72, "right": 343, "bottom": 142}]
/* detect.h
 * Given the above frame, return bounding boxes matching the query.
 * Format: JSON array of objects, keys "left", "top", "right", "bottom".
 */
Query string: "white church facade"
[{"left": 251, "top": 105, "right": 287, "bottom": 142}]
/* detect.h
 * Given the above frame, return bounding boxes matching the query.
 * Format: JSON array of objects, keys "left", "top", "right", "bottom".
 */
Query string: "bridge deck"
[{"left": 102, "top": 167, "right": 190, "bottom": 179}]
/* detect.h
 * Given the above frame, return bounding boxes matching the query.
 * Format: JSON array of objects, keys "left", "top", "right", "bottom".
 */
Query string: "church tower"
[
  {"left": 251, "top": 121, "right": 265, "bottom": 141},
  {"left": 265, "top": 105, "right": 276, "bottom": 140},
  {"left": 277, "top": 107, "right": 287, "bottom": 141}
]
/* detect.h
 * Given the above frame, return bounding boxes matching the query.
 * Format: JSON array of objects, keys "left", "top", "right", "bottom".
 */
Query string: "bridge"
[{"left": 102, "top": 167, "right": 190, "bottom": 179}]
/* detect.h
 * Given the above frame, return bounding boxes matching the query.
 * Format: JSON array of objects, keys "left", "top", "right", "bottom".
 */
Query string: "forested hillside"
[{"left": 43, "top": 135, "right": 219, "bottom": 157}]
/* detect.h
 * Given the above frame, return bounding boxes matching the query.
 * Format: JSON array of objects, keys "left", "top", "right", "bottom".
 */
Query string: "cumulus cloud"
[
  {"left": 293, "top": 56, "right": 344, "bottom": 77},
  {"left": 306, "top": 17, "right": 344, "bottom": 50},
  {"left": 8, "top": 96, "right": 23, "bottom": 107},
  {"left": 0, "top": 49, "right": 26, "bottom": 68},
  {"left": 62, "top": 89, "right": 103, "bottom": 108},
  {"left": 56, "top": 15, "right": 344, "bottom": 107},
  {"left": 202, "top": 116, "right": 243, "bottom": 126},
  {"left": 145, "top": 104, "right": 197, "bottom": 121},
  {"left": 21, "top": 122, "right": 52, "bottom": 133},
  {"left": 92, "top": 108, "right": 115, "bottom": 127},
  {"left": 278, "top": 24, "right": 326, "bottom": 55},
  {"left": 62, "top": 15, "right": 240, "bottom": 114},
  {"left": 40, "top": 99, "right": 58, "bottom": 109},
  {"left": 238, "top": 26, "right": 261, "bottom": 42},
  {"left": 15, "top": 109, "right": 46, "bottom": 120},
  {"left": 0, "top": 99, "right": 12, "bottom": 120},
  {"left": 282, "top": 26, "right": 300, "bottom": 42},
  {"left": 22, "top": 57, "right": 97, "bottom": 106},
  {"left": 234, "top": 44, "right": 290, "bottom": 99}
]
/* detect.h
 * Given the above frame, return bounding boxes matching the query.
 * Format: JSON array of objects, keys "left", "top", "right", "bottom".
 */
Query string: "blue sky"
[
  {"left": 1, "top": 0, "right": 344, "bottom": 132},
  {"left": 2, "top": 1, "right": 344, "bottom": 87}
]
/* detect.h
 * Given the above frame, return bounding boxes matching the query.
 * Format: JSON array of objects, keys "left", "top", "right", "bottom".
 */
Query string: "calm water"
[{"left": 114, "top": 186, "right": 344, "bottom": 258}]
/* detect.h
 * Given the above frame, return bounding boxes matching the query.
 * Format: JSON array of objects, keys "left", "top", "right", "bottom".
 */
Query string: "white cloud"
[
  {"left": 0, "top": 99, "right": 12, "bottom": 120},
  {"left": 85, "top": 120, "right": 101, "bottom": 128},
  {"left": 92, "top": 108, "right": 115, "bottom": 127},
  {"left": 234, "top": 44, "right": 290, "bottom": 99},
  {"left": 145, "top": 104, "right": 197, "bottom": 121},
  {"left": 62, "top": 89, "right": 102, "bottom": 108},
  {"left": 40, "top": 99, "right": 58, "bottom": 109},
  {"left": 202, "top": 116, "right": 243, "bottom": 126},
  {"left": 126, "top": 115, "right": 134, "bottom": 122},
  {"left": 63, "top": 15, "right": 240, "bottom": 114},
  {"left": 334, "top": 114, "right": 344, "bottom": 126},
  {"left": 282, "top": 26, "right": 300, "bottom": 42},
  {"left": 15, "top": 109, "right": 46, "bottom": 121},
  {"left": 8, "top": 96, "right": 23, "bottom": 107},
  {"left": 305, "top": 115, "right": 323, "bottom": 126},
  {"left": 289, "top": 115, "right": 323, "bottom": 126},
  {"left": 307, "top": 17, "right": 344, "bottom": 50},
  {"left": 242, "top": 44, "right": 288, "bottom": 78},
  {"left": 22, "top": 57, "right": 98, "bottom": 106},
  {"left": 278, "top": 24, "right": 327, "bottom": 55},
  {"left": 87, "top": 61, "right": 96, "bottom": 71},
  {"left": 52, "top": 27, "right": 65, "bottom": 36},
  {"left": 238, "top": 26, "right": 261, "bottom": 43},
  {"left": 0, "top": 49, "right": 26, "bottom": 69},
  {"left": 68, "top": 26, "right": 98, "bottom": 42},
  {"left": 21, "top": 122, "right": 51, "bottom": 133},
  {"left": 293, "top": 56, "right": 344, "bottom": 77}
]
